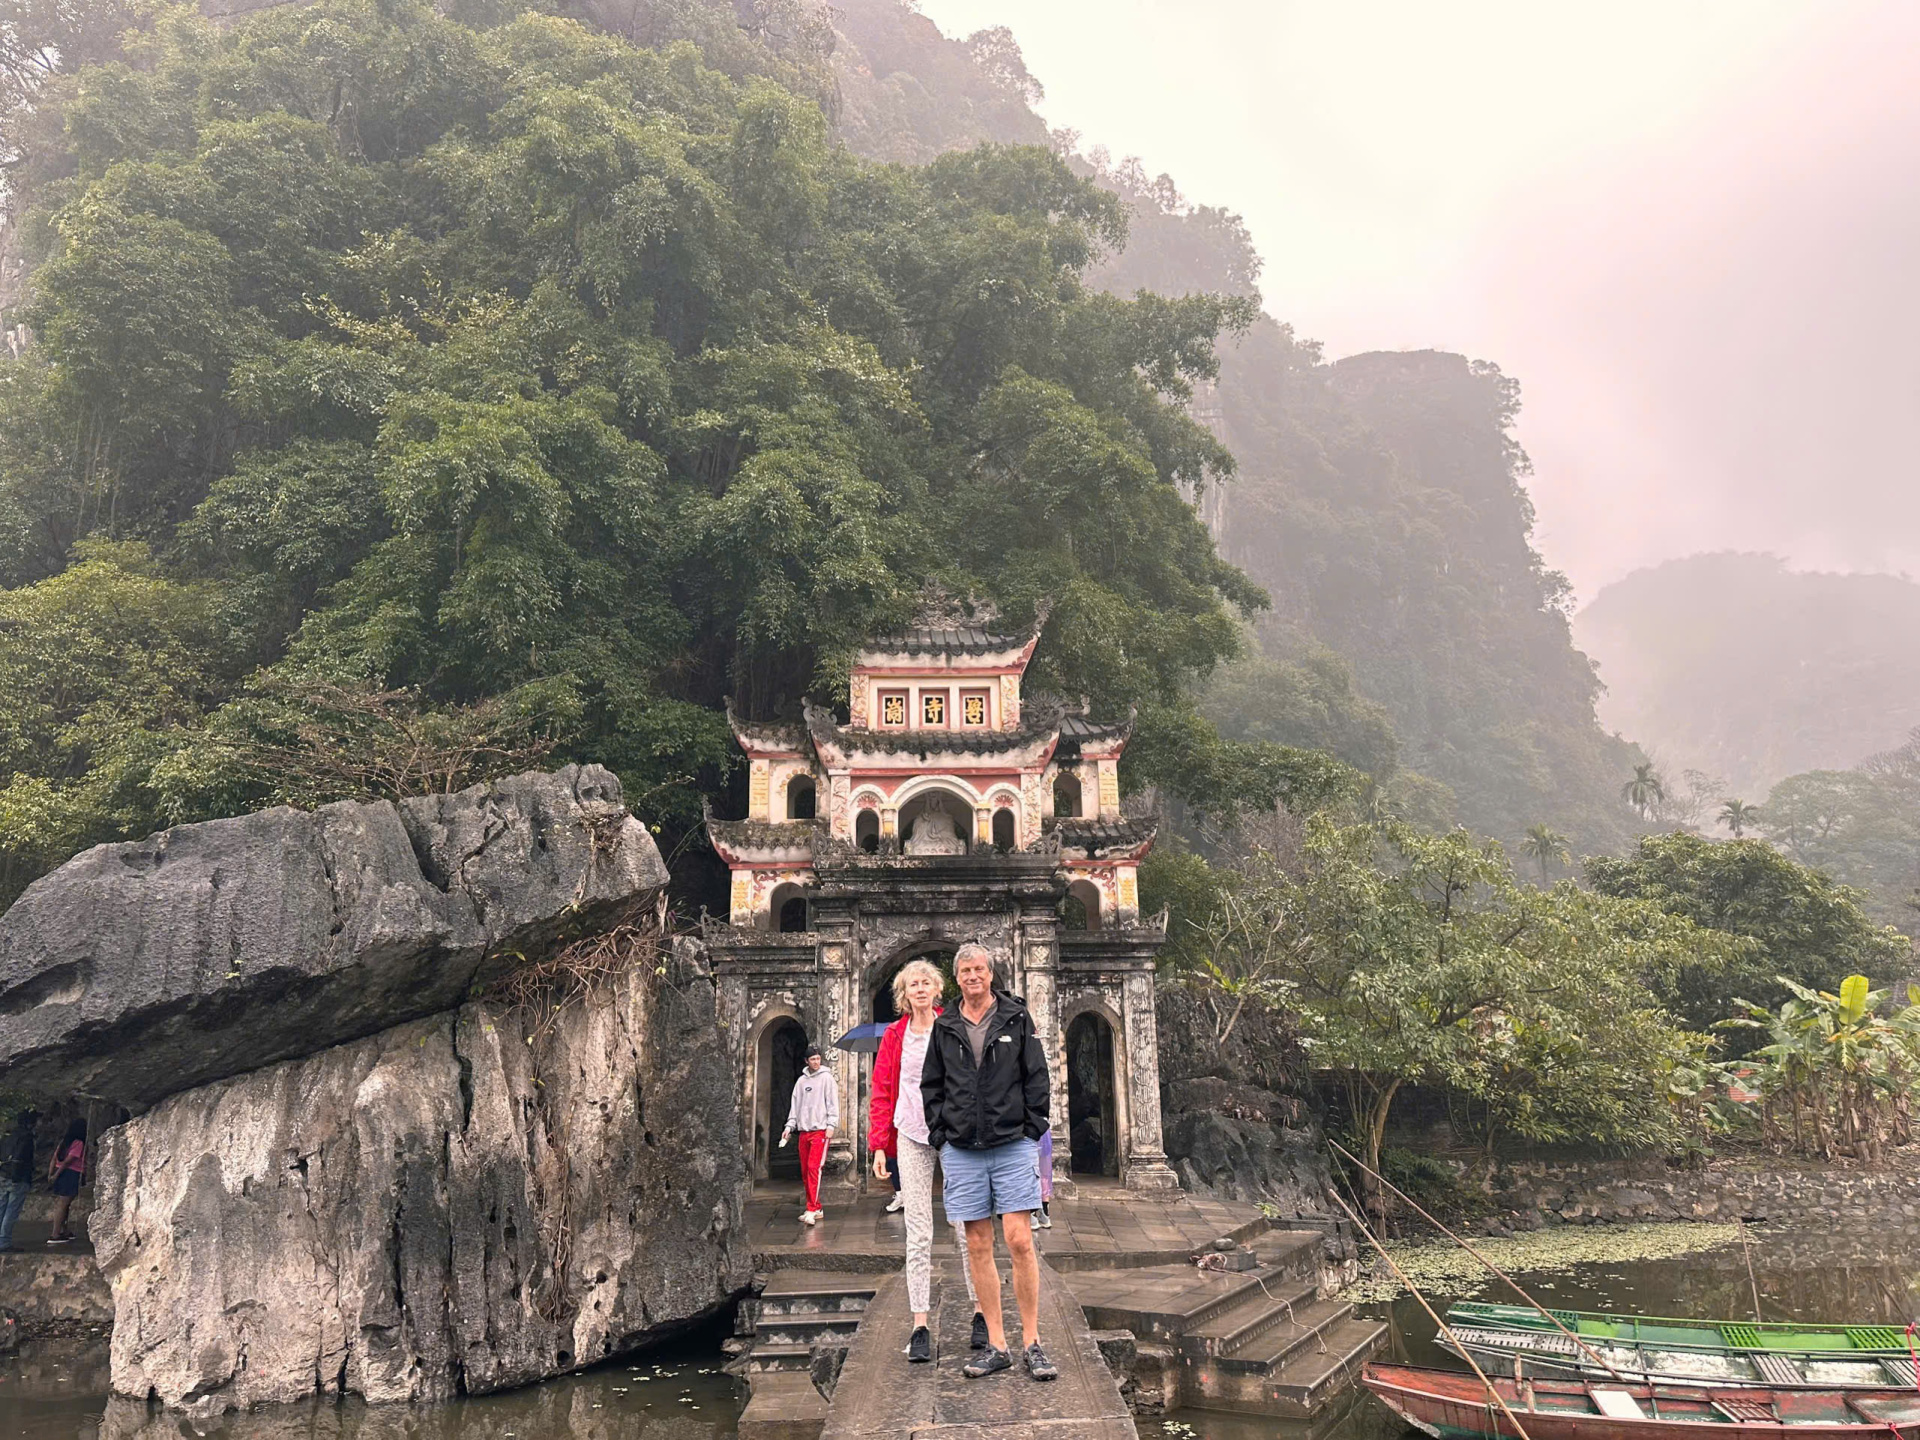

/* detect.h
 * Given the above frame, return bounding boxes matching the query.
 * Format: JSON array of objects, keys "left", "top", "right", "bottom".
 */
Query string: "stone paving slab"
[
  {"left": 749, "top": 1178, "right": 1263, "bottom": 1270},
  {"left": 821, "top": 1256, "right": 1137, "bottom": 1439}
]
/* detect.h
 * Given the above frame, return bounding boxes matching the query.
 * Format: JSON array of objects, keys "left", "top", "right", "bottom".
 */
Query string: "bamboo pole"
[
  {"left": 1325, "top": 1184, "right": 1536, "bottom": 1440},
  {"left": 1328, "top": 1138, "right": 1630, "bottom": 1384}
]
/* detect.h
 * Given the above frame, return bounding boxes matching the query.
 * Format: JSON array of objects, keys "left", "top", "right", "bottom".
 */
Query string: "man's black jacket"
[{"left": 920, "top": 990, "right": 1049, "bottom": 1151}]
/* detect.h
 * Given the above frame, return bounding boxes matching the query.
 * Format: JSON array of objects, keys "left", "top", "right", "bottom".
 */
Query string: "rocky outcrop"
[
  {"left": 91, "top": 937, "right": 749, "bottom": 1413},
  {"left": 1161, "top": 1076, "right": 1333, "bottom": 1215},
  {"left": 0, "top": 765, "right": 666, "bottom": 1110}
]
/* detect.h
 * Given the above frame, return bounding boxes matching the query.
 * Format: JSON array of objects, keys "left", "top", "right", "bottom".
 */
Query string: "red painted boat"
[{"left": 1361, "top": 1362, "right": 1920, "bottom": 1440}]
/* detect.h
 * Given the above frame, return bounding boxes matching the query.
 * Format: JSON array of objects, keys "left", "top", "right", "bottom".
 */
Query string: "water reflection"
[
  {"left": 0, "top": 1337, "right": 742, "bottom": 1440},
  {"left": 10, "top": 1228, "right": 1920, "bottom": 1440}
]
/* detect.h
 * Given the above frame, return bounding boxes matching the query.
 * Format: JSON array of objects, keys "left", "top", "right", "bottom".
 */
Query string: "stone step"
[
  {"left": 1209, "top": 1295, "right": 1355, "bottom": 1371},
  {"left": 1268, "top": 1318, "right": 1390, "bottom": 1415},
  {"left": 756, "top": 1313, "right": 867, "bottom": 1348},
  {"left": 1248, "top": 1229, "right": 1327, "bottom": 1282},
  {"left": 1076, "top": 1263, "right": 1285, "bottom": 1339},
  {"left": 747, "top": 1341, "right": 818, "bottom": 1374},
  {"left": 738, "top": 1370, "right": 829, "bottom": 1440},
  {"left": 1178, "top": 1276, "right": 1326, "bottom": 1360}
]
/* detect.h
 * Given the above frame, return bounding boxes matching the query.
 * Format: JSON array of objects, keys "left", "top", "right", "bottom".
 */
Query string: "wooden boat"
[
  {"left": 1362, "top": 1361, "right": 1920, "bottom": 1440},
  {"left": 1440, "top": 1302, "right": 1920, "bottom": 1389}
]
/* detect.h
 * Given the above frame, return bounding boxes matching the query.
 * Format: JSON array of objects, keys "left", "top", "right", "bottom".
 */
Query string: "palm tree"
[
  {"left": 1719, "top": 798, "right": 1761, "bottom": 838},
  {"left": 1621, "top": 763, "right": 1666, "bottom": 820},
  {"left": 1520, "top": 824, "right": 1571, "bottom": 882}
]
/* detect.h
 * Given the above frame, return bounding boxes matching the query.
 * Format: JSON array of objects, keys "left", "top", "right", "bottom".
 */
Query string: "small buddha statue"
[{"left": 904, "top": 796, "right": 967, "bottom": 856}]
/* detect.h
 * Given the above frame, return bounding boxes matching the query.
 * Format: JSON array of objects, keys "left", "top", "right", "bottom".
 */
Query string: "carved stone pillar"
[
  {"left": 1020, "top": 915, "right": 1074, "bottom": 1197},
  {"left": 1120, "top": 968, "right": 1180, "bottom": 1192}
]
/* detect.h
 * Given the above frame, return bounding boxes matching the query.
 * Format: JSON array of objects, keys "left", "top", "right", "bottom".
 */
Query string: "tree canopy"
[
  {"left": 1585, "top": 831, "right": 1913, "bottom": 1045},
  {"left": 0, "top": 0, "right": 1289, "bottom": 904}
]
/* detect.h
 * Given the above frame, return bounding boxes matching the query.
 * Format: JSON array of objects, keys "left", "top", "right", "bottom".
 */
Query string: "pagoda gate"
[{"left": 705, "top": 618, "right": 1180, "bottom": 1196}]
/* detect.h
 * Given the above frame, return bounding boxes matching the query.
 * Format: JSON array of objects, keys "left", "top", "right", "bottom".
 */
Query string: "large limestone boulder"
[
  {"left": 0, "top": 765, "right": 667, "bottom": 1110},
  {"left": 91, "top": 938, "right": 749, "bottom": 1412}
]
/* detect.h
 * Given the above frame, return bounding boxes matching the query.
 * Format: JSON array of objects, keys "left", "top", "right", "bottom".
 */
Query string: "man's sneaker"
[
  {"left": 962, "top": 1346, "right": 1011, "bottom": 1379},
  {"left": 885, "top": 1193, "right": 905, "bottom": 1213},
  {"left": 799, "top": 1209, "right": 819, "bottom": 1226},
  {"left": 907, "top": 1325, "right": 932, "bottom": 1363},
  {"left": 970, "top": 1311, "right": 990, "bottom": 1350},
  {"left": 1024, "top": 1342, "right": 1058, "bottom": 1381},
  {"left": 1034, "top": 1208, "right": 1052, "bottom": 1229}
]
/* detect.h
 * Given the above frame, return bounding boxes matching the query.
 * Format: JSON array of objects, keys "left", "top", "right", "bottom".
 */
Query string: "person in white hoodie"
[{"left": 780, "top": 1044, "right": 839, "bottom": 1224}]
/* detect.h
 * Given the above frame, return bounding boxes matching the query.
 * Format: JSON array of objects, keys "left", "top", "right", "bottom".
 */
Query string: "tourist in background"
[
  {"left": 780, "top": 1046, "right": 838, "bottom": 1226},
  {"left": 46, "top": 1118, "right": 85, "bottom": 1245},
  {"left": 922, "top": 943, "right": 1057, "bottom": 1382},
  {"left": 869, "top": 958, "right": 982, "bottom": 1364},
  {"left": 0, "top": 1110, "right": 35, "bottom": 1252}
]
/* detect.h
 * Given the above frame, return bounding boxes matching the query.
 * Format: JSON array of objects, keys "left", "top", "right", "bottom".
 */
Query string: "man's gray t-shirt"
[{"left": 964, "top": 1010, "right": 993, "bottom": 1066}]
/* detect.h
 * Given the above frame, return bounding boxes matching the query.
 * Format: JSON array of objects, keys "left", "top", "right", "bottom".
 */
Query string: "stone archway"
[
  {"left": 749, "top": 1010, "right": 808, "bottom": 1182},
  {"left": 1066, "top": 1006, "right": 1126, "bottom": 1179}
]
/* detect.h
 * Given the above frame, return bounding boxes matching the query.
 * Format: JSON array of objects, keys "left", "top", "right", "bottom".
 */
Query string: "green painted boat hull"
[{"left": 1441, "top": 1303, "right": 1920, "bottom": 1390}]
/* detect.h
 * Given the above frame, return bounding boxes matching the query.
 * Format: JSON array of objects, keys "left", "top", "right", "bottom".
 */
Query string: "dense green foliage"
[
  {"left": 0, "top": 0, "right": 1301, "bottom": 902},
  {"left": 1167, "top": 814, "right": 1729, "bottom": 1193},
  {"left": 1758, "top": 731, "right": 1920, "bottom": 937},
  {"left": 1586, "top": 832, "right": 1912, "bottom": 1046},
  {"left": 1705, "top": 976, "right": 1920, "bottom": 1163}
]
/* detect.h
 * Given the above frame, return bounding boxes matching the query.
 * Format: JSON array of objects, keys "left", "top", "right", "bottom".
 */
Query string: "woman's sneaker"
[
  {"left": 907, "top": 1325, "right": 932, "bottom": 1363},
  {"left": 1034, "top": 1208, "right": 1052, "bottom": 1228},
  {"left": 1024, "top": 1342, "right": 1058, "bottom": 1381},
  {"left": 971, "top": 1311, "right": 990, "bottom": 1350},
  {"left": 885, "top": 1193, "right": 905, "bottom": 1213},
  {"left": 962, "top": 1346, "right": 1011, "bottom": 1379},
  {"left": 799, "top": 1209, "right": 820, "bottom": 1226}
]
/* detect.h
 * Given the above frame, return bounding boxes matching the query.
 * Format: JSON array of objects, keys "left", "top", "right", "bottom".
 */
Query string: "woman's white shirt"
[{"left": 894, "top": 1019, "right": 935, "bottom": 1146}]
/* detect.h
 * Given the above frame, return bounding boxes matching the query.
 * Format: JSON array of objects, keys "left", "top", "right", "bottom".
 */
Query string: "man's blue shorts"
[{"left": 940, "top": 1137, "right": 1042, "bottom": 1222}]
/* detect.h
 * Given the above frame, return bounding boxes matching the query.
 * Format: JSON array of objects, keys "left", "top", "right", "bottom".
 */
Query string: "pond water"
[{"left": 6, "top": 1228, "right": 1918, "bottom": 1440}]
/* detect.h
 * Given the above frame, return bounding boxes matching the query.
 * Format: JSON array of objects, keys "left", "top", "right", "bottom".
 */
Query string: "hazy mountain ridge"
[
  {"left": 815, "top": 5, "right": 1651, "bottom": 852},
  {"left": 1576, "top": 553, "right": 1920, "bottom": 799}
]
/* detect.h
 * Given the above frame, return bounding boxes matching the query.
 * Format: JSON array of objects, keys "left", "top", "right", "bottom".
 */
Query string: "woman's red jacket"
[{"left": 868, "top": 1009, "right": 941, "bottom": 1158}]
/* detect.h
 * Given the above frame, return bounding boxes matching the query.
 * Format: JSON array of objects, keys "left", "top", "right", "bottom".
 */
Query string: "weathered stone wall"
[
  {"left": 90, "top": 937, "right": 750, "bottom": 1414},
  {"left": 1481, "top": 1155, "right": 1920, "bottom": 1230},
  {"left": 0, "top": 764, "right": 666, "bottom": 1110}
]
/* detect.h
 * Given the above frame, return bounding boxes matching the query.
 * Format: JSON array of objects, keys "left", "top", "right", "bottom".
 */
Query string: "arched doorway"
[
  {"left": 754, "top": 1015, "right": 808, "bottom": 1181},
  {"left": 855, "top": 810, "right": 880, "bottom": 852},
  {"left": 991, "top": 808, "right": 1016, "bottom": 852},
  {"left": 1063, "top": 879, "right": 1102, "bottom": 932},
  {"left": 786, "top": 776, "right": 816, "bottom": 819},
  {"left": 1067, "top": 1011, "right": 1121, "bottom": 1178},
  {"left": 768, "top": 882, "right": 809, "bottom": 933},
  {"left": 896, "top": 786, "right": 973, "bottom": 854},
  {"left": 1054, "top": 773, "right": 1082, "bottom": 819}
]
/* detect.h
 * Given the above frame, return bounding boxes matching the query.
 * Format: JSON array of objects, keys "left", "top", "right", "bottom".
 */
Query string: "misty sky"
[{"left": 917, "top": 0, "right": 1920, "bottom": 600}]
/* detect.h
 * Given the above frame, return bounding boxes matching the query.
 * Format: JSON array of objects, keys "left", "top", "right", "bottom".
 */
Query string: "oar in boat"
[
  {"left": 1328, "top": 1137, "right": 1630, "bottom": 1385},
  {"left": 1324, "top": 1184, "right": 1536, "bottom": 1440}
]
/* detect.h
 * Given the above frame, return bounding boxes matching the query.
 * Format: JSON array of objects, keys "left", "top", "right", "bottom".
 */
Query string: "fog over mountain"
[
  {"left": 917, "top": 0, "right": 1920, "bottom": 597},
  {"left": 1576, "top": 555, "right": 1920, "bottom": 799}
]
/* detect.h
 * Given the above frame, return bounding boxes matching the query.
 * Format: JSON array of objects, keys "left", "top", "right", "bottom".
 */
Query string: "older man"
[{"left": 920, "top": 943, "right": 1057, "bottom": 1382}]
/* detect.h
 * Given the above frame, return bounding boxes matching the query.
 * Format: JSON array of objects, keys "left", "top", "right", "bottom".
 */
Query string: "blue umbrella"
[{"left": 834, "top": 1021, "right": 892, "bottom": 1054}]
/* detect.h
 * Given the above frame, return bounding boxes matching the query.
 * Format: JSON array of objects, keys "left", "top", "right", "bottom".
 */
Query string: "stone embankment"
[
  {"left": 0, "top": 766, "right": 749, "bottom": 1416},
  {"left": 1479, "top": 1155, "right": 1920, "bottom": 1231}
]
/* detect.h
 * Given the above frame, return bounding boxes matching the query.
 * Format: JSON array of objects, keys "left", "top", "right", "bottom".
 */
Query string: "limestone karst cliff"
[
  {"left": 0, "top": 765, "right": 667, "bottom": 1110},
  {"left": 91, "top": 937, "right": 748, "bottom": 1412}
]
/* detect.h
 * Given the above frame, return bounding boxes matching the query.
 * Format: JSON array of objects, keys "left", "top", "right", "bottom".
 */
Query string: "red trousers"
[{"left": 796, "top": 1130, "right": 828, "bottom": 1211}]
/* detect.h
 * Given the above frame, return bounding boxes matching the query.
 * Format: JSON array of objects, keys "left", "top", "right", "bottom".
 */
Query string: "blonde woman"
[{"left": 869, "top": 958, "right": 981, "bottom": 1363}]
